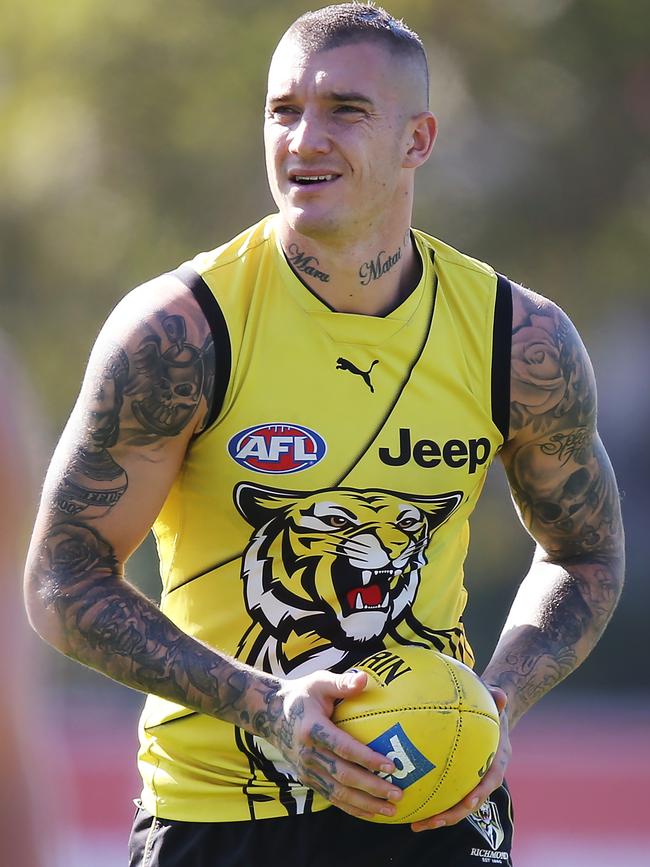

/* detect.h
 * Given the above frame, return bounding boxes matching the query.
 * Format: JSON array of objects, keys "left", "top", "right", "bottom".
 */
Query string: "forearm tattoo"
[
  {"left": 26, "top": 302, "right": 287, "bottom": 727},
  {"left": 488, "top": 289, "right": 625, "bottom": 722},
  {"left": 32, "top": 519, "right": 264, "bottom": 722}
]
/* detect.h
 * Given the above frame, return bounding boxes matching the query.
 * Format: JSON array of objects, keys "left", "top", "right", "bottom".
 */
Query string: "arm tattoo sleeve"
[
  {"left": 55, "top": 308, "right": 215, "bottom": 521},
  {"left": 56, "top": 345, "right": 130, "bottom": 518},
  {"left": 485, "top": 289, "right": 625, "bottom": 724},
  {"left": 126, "top": 314, "right": 208, "bottom": 438},
  {"left": 29, "top": 297, "right": 276, "bottom": 731},
  {"left": 34, "top": 519, "right": 279, "bottom": 727}
]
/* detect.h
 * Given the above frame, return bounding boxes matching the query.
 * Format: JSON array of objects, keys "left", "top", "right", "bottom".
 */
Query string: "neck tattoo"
[
  {"left": 358, "top": 245, "right": 403, "bottom": 286},
  {"left": 286, "top": 243, "right": 330, "bottom": 283}
]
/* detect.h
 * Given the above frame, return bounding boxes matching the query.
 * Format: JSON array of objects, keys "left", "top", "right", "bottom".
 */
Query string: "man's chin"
[{"left": 281, "top": 204, "right": 343, "bottom": 241}]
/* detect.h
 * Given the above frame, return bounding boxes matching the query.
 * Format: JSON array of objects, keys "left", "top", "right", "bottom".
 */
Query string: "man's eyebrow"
[
  {"left": 266, "top": 92, "right": 295, "bottom": 104},
  {"left": 328, "top": 91, "right": 374, "bottom": 106},
  {"left": 266, "top": 91, "right": 374, "bottom": 106}
]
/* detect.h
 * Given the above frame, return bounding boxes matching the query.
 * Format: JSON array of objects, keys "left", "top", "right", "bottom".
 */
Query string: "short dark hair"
[{"left": 285, "top": 3, "right": 429, "bottom": 106}]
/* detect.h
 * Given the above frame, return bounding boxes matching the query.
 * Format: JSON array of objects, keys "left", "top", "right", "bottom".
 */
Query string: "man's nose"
[{"left": 287, "top": 111, "right": 331, "bottom": 155}]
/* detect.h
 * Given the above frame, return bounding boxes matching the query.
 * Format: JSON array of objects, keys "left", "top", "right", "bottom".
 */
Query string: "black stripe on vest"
[
  {"left": 171, "top": 263, "right": 231, "bottom": 431},
  {"left": 491, "top": 273, "right": 513, "bottom": 442}
]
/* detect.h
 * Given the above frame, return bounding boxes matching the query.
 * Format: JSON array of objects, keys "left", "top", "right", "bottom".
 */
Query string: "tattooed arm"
[
  {"left": 24, "top": 274, "right": 398, "bottom": 819},
  {"left": 482, "top": 283, "right": 625, "bottom": 726},
  {"left": 413, "top": 283, "right": 624, "bottom": 832},
  {"left": 25, "top": 274, "right": 225, "bottom": 694}
]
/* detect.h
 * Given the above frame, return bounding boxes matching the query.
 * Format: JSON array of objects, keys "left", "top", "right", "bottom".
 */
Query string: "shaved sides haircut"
[{"left": 285, "top": 3, "right": 430, "bottom": 107}]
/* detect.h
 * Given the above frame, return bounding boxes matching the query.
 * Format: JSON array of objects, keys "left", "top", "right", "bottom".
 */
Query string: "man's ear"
[{"left": 403, "top": 112, "right": 437, "bottom": 169}]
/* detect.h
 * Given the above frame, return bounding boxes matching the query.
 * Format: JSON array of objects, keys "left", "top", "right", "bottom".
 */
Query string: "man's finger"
[
  {"left": 411, "top": 790, "right": 481, "bottom": 832},
  {"left": 311, "top": 747, "right": 402, "bottom": 802},
  {"left": 486, "top": 685, "right": 508, "bottom": 714},
  {"left": 300, "top": 748, "right": 401, "bottom": 816},
  {"left": 328, "top": 788, "right": 398, "bottom": 818},
  {"left": 334, "top": 670, "right": 368, "bottom": 694},
  {"left": 309, "top": 719, "right": 395, "bottom": 776}
]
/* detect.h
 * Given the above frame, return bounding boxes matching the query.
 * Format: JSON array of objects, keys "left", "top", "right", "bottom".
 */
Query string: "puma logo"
[{"left": 336, "top": 357, "right": 379, "bottom": 393}]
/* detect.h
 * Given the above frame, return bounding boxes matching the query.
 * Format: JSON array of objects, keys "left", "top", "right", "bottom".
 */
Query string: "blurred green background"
[{"left": 2, "top": 0, "right": 648, "bottom": 699}]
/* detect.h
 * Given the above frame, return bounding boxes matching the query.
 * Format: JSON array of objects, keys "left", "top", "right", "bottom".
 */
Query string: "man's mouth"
[{"left": 289, "top": 172, "right": 340, "bottom": 186}]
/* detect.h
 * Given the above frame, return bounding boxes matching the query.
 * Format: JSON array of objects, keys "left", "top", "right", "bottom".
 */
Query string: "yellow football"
[{"left": 333, "top": 645, "right": 500, "bottom": 824}]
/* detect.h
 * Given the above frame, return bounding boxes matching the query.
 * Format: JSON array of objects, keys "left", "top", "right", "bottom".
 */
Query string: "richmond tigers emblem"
[
  {"left": 232, "top": 482, "right": 466, "bottom": 814},
  {"left": 467, "top": 796, "right": 506, "bottom": 851},
  {"left": 234, "top": 482, "right": 464, "bottom": 674}
]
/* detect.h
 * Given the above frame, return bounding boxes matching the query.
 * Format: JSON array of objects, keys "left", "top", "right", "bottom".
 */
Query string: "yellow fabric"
[{"left": 138, "top": 214, "right": 505, "bottom": 821}]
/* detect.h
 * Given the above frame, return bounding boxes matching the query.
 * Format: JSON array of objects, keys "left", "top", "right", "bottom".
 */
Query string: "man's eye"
[
  {"left": 335, "top": 105, "right": 364, "bottom": 115},
  {"left": 271, "top": 106, "right": 299, "bottom": 117}
]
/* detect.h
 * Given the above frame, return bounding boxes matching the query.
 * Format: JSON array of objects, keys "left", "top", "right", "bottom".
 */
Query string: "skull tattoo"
[
  {"left": 131, "top": 315, "right": 205, "bottom": 436},
  {"left": 513, "top": 438, "right": 598, "bottom": 535}
]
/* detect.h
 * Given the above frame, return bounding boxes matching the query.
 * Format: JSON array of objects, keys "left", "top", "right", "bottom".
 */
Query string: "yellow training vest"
[{"left": 137, "top": 214, "right": 510, "bottom": 821}]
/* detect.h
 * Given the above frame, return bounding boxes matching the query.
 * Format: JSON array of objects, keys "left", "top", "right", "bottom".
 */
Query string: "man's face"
[{"left": 264, "top": 39, "right": 422, "bottom": 242}]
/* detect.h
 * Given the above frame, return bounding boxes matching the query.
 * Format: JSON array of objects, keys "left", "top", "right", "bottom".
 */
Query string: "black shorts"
[{"left": 128, "top": 783, "right": 514, "bottom": 867}]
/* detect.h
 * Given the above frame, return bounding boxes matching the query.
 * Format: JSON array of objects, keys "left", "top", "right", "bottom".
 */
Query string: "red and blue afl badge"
[{"left": 228, "top": 423, "right": 327, "bottom": 474}]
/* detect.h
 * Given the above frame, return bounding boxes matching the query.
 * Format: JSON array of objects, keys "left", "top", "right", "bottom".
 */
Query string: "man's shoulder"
[
  {"left": 509, "top": 280, "right": 568, "bottom": 333},
  {"left": 99, "top": 214, "right": 281, "bottom": 386},
  {"left": 504, "top": 278, "right": 595, "bottom": 447},
  {"left": 412, "top": 228, "right": 496, "bottom": 280},
  {"left": 188, "top": 214, "right": 278, "bottom": 280},
  {"left": 414, "top": 230, "right": 566, "bottom": 323}
]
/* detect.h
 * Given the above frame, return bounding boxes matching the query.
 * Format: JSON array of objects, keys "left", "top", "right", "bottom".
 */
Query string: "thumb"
[
  {"left": 333, "top": 669, "right": 368, "bottom": 696},
  {"left": 486, "top": 685, "right": 508, "bottom": 714}
]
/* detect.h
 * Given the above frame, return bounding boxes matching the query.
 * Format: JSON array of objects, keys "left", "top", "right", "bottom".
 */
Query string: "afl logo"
[{"left": 228, "top": 423, "right": 327, "bottom": 475}]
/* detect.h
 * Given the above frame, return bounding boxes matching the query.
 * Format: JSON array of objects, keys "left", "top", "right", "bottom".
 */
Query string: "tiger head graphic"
[{"left": 234, "top": 483, "right": 462, "bottom": 671}]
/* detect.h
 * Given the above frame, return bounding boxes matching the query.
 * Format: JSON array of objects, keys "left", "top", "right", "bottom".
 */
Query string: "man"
[{"left": 25, "top": 5, "right": 624, "bottom": 866}]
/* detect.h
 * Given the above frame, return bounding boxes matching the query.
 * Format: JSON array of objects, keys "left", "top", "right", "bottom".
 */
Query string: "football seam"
[
  {"left": 334, "top": 706, "right": 497, "bottom": 723},
  {"left": 393, "top": 657, "right": 472, "bottom": 823},
  {"left": 406, "top": 658, "right": 465, "bottom": 822}
]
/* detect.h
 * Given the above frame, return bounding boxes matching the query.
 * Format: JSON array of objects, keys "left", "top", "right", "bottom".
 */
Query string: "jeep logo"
[{"left": 379, "top": 428, "right": 491, "bottom": 474}]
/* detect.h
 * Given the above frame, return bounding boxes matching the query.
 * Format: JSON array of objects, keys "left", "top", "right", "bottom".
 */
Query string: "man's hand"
[
  {"left": 411, "top": 686, "right": 510, "bottom": 832},
  {"left": 264, "top": 669, "right": 404, "bottom": 820}
]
